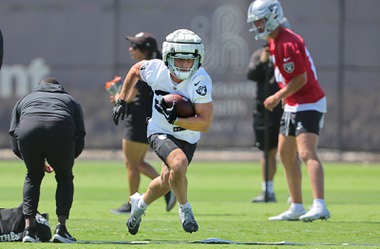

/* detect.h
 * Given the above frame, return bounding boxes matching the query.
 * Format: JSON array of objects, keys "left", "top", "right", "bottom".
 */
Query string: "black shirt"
[
  {"left": 247, "top": 47, "right": 282, "bottom": 113},
  {"left": 9, "top": 83, "right": 86, "bottom": 158}
]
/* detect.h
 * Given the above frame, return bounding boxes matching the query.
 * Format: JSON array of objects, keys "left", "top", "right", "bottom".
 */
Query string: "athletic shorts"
[
  {"left": 253, "top": 110, "right": 282, "bottom": 151},
  {"left": 280, "top": 110, "right": 324, "bottom": 137},
  {"left": 148, "top": 133, "right": 197, "bottom": 166},
  {"left": 123, "top": 114, "right": 149, "bottom": 144}
]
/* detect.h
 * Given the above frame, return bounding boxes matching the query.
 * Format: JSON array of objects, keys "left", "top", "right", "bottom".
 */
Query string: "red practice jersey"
[{"left": 269, "top": 28, "right": 326, "bottom": 112}]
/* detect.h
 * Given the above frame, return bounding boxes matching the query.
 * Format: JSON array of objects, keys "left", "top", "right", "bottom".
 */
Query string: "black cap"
[
  {"left": 40, "top": 77, "right": 59, "bottom": 84},
  {"left": 125, "top": 32, "right": 158, "bottom": 53}
]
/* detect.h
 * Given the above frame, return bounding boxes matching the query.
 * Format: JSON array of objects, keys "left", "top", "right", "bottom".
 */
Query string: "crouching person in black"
[{"left": 9, "top": 77, "right": 86, "bottom": 243}]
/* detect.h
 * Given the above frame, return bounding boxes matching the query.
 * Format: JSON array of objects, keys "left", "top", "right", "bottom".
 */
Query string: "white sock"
[
  {"left": 291, "top": 203, "right": 305, "bottom": 212},
  {"left": 138, "top": 194, "right": 148, "bottom": 210},
  {"left": 179, "top": 202, "right": 191, "bottom": 210},
  {"left": 313, "top": 198, "right": 325, "bottom": 207},
  {"left": 262, "top": 181, "right": 274, "bottom": 194}
]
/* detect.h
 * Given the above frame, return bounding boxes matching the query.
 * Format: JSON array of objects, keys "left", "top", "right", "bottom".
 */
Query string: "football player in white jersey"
[{"left": 113, "top": 29, "right": 213, "bottom": 234}]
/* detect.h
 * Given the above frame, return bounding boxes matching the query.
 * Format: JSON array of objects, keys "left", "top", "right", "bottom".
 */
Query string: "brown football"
[{"left": 162, "top": 94, "right": 195, "bottom": 118}]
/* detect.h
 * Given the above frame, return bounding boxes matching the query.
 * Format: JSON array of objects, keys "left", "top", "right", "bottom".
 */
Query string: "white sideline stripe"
[{"left": 75, "top": 239, "right": 380, "bottom": 247}]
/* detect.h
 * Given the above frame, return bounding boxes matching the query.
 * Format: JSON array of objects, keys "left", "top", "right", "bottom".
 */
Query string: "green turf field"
[{"left": 1, "top": 159, "right": 380, "bottom": 248}]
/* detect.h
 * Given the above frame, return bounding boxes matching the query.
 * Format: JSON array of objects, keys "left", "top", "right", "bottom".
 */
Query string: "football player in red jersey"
[{"left": 247, "top": 0, "right": 330, "bottom": 222}]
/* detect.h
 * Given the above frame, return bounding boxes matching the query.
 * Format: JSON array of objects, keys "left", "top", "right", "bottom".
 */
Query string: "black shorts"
[
  {"left": 280, "top": 110, "right": 324, "bottom": 137},
  {"left": 123, "top": 114, "right": 149, "bottom": 144},
  {"left": 148, "top": 133, "right": 197, "bottom": 166},
  {"left": 253, "top": 110, "right": 282, "bottom": 151},
  {"left": 17, "top": 118, "right": 75, "bottom": 173}
]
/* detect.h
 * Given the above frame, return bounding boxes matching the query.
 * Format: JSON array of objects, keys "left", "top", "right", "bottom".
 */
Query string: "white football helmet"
[
  {"left": 247, "top": 0, "right": 284, "bottom": 40},
  {"left": 162, "top": 29, "right": 204, "bottom": 80}
]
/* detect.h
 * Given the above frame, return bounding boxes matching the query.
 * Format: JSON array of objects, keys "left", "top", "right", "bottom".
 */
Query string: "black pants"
[
  {"left": 17, "top": 118, "right": 75, "bottom": 219},
  {"left": 253, "top": 108, "right": 282, "bottom": 151}
]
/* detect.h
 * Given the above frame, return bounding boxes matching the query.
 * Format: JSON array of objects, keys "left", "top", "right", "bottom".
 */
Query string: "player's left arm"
[
  {"left": 175, "top": 101, "right": 214, "bottom": 132},
  {"left": 264, "top": 72, "right": 306, "bottom": 111}
]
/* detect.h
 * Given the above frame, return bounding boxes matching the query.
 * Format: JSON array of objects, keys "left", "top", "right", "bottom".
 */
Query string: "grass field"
[{"left": 1, "top": 158, "right": 380, "bottom": 248}]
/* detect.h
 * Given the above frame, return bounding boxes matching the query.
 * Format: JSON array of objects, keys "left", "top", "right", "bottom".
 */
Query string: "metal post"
[
  {"left": 263, "top": 56, "right": 271, "bottom": 202},
  {"left": 336, "top": 0, "right": 345, "bottom": 155},
  {"left": 112, "top": 0, "right": 121, "bottom": 76}
]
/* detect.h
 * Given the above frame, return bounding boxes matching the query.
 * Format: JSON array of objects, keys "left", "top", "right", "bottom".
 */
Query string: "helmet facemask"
[
  {"left": 249, "top": 18, "right": 270, "bottom": 40},
  {"left": 167, "top": 52, "right": 201, "bottom": 80}
]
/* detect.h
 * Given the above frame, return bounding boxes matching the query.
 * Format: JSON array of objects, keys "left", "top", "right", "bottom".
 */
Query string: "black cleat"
[
  {"left": 252, "top": 192, "right": 276, "bottom": 203},
  {"left": 22, "top": 226, "right": 40, "bottom": 243},
  {"left": 52, "top": 224, "right": 76, "bottom": 243},
  {"left": 165, "top": 191, "right": 176, "bottom": 212},
  {"left": 111, "top": 202, "right": 131, "bottom": 214}
]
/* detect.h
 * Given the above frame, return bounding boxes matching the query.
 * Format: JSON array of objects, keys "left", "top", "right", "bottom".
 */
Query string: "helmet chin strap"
[
  {"left": 173, "top": 67, "right": 192, "bottom": 80},
  {"left": 254, "top": 30, "right": 269, "bottom": 40},
  {"left": 255, "top": 34, "right": 268, "bottom": 41}
]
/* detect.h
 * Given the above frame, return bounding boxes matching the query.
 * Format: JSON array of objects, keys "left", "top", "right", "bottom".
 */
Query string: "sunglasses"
[{"left": 130, "top": 43, "right": 143, "bottom": 50}]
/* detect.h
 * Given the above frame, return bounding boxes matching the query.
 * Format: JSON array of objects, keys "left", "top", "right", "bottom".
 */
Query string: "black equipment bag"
[{"left": 0, "top": 204, "right": 51, "bottom": 242}]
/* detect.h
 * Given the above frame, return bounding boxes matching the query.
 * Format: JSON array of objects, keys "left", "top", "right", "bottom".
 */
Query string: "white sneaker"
[
  {"left": 269, "top": 207, "right": 306, "bottom": 221},
  {"left": 299, "top": 205, "right": 330, "bottom": 222},
  {"left": 126, "top": 193, "right": 145, "bottom": 235}
]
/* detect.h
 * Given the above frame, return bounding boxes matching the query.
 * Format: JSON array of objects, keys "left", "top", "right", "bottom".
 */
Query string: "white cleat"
[
  {"left": 299, "top": 205, "right": 330, "bottom": 222},
  {"left": 126, "top": 193, "right": 145, "bottom": 235},
  {"left": 269, "top": 207, "right": 306, "bottom": 221},
  {"left": 179, "top": 206, "right": 198, "bottom": 233}
]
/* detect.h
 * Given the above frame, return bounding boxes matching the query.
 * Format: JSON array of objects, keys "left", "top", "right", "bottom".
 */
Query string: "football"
[{"left": 162, "top": 94, "right": 195, "bottom": 118}]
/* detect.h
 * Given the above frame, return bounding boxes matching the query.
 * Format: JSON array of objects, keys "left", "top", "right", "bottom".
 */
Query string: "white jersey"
[{"left": 139, "top": 59, "right": 213, "bottom": 144}]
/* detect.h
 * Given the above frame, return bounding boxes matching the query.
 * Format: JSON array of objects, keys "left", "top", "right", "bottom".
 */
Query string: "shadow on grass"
[
  {"left": 76, "top": 238, "right": 380, "bottom": 247},
  {"left": 329, "top": 220, "right": 380, "bottom": 224}
]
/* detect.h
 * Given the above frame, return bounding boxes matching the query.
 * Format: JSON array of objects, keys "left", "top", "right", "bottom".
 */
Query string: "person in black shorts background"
[
  {"left": 247, "top": 17, "right": 291, "bottom": 203},
  {"left": 247, "top": 42, "right": 283, "bottom": 203},
  {"left": 9, "top": 77, "right": 86, "bottom": 243},
  {"left": 108, "top": 32, "right": 175, "bottom": 214}
]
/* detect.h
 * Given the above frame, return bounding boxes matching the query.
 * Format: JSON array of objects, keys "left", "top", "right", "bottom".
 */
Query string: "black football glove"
[
  {"left": 112, "top": 99, "right": 127, "bottom": 125},
  {"left": 155, "top": 98, "right": 178, "bottom": 125}
]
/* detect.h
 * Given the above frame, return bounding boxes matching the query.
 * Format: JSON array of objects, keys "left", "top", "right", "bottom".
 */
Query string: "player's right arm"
[
  {"left": 112, "top": 60, "right": 145, "bottom": 125},
  {"left": 119, "top": 60, "right": 145, "bottom": 101}
]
